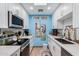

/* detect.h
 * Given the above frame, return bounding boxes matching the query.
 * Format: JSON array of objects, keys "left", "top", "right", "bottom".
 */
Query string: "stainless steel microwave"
[{"left": 8, "top": 11, "right": 23, "bottom": 28}]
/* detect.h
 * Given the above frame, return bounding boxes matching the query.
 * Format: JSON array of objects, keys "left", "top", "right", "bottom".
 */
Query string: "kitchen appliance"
[
  {"left": 13, "top": 39, "right": 30, "bottom": 56},
  {"left": 20, "top": 39, "right": 29, "bottom": 56},
  {"left": 8, "top": 11, "right": 23, "bottom": 28},
  {"left": 23, "top": 29, "right": 29, "bottom": 36},
  {"left": 50, "top": 29, "right": 59, "bottom": 36}
]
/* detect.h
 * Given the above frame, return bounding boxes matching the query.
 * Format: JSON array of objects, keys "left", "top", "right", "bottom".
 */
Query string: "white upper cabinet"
[
  {"left": 58, "top": 3, "right": 72, "bottom": 20},
  {"left": 0, "top": 3, "right": 7, "bottom": 28},
  {"left": 6, "top": 3, "right": 29, "bottom": 29},
  {"left": 53, "top": 3, "right": 73, "bottom": 29},
  {"left": 73, "top": 3, "right": 79, "bottom": 28},
  {"left": 61, "top": 3, "right": 72, "bottom": 18},
  {"left": 53, "top": 3, "right": 79, "bottom": 29},
  {"left": 0, "top": 3, "right": 29, "bottom": 29}
]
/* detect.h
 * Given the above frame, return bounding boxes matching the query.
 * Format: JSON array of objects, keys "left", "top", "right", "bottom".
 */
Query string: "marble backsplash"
[{"left": 0, "top": 28, "right": 24, "bottom": 36}]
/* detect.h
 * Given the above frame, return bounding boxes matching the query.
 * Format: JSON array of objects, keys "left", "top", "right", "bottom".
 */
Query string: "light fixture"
[
  {"left": 34, "top": 3, "right": 47, "bottom": 6},
  {"left": 47, "top": 7, "right": 51, "bottom": 10},
  {"left": 62, "top": 6, "right": 68, "bottom": 10},
  {"left": 30, "top": 6, "right": 33, "bottom": 10}
]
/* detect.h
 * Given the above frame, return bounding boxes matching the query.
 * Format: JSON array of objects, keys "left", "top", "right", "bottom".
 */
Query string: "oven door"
[{"left": 20, "top": 39, "right": 30, "bottom": 56}]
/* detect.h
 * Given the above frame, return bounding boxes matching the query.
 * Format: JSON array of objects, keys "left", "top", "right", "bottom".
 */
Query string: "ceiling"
[{"left": 21, "top": 3, "right": 60, "bottom": 15}]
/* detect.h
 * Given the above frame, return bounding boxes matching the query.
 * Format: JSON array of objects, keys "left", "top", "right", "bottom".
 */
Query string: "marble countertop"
[
  {"left": 48, "top": 35, "right": 79, "bottom": 56},
  {"left": 0, "top": 46, "right": 20, "bottom": 56}
]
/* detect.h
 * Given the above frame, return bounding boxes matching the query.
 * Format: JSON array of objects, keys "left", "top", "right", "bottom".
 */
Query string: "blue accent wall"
[{"left": 29, "top": 15, "right": 52, "bottom": 46}]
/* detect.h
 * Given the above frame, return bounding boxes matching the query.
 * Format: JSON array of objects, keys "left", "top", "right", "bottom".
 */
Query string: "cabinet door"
[
  {"left": 50, "top": 39, "right": 61, "bottom": 56},
  {"left": 73, "top": 3, "right": 79, "bottom": 28},
  {"left": 30, "top": 37, "right": 34, "bottom": 53},
  {"left": 53, "top": 3, "right": 73, "bottom": 29},
  {"left": 48, "top": 37, "right": 54, "bottom": 55},
  {"left": 21, "top": 44, "right": 30, "bottom": 56},
  {"left": 11, "top": 49, "right": 20, "bottom": 56},
  {"left": 61, "top": 3, "right": 72, "bottom": 17},
  {"left": 0, "top": 3, "right": 8, "bottom": 28},
  {"left": 53, "top": 41, "right": 61, "bottom": 56},
  {"left": 48, "top": 36, "right": 61, "bottom": 56},
  {"left": 49, "top": 40, "right": 55, "bottom": 56},
  {"left": 48, "top": 37, "right": 60, "bottom": 56}
]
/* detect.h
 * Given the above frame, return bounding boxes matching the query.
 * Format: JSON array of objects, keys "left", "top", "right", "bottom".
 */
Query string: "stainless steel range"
[{"left": 13, "top": 39, "right": 30, "bottom": 56}]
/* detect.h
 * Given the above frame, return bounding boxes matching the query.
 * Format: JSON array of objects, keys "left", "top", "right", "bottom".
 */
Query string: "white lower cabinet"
[
  {"left": 48, "top": 38, "right": 54, "bottom": 55},
  {"left": 48, "top": 36, "right": 61, "bottom": 56},
  {"left": 53, "top": 41, "right": 61, "bottom": 56},
  {"left": 30, "top": 36, "right": 34, "bottom": 54},
  {"left": 11, "top": 49, "right": 20, "bottom": 56}
]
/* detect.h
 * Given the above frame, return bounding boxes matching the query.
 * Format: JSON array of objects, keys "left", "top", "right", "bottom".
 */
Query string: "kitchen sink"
[{"left": 55, "top": 38, "right": 74, "bottom": 44}]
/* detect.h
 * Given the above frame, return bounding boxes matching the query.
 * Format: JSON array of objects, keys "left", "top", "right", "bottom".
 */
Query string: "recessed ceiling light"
[
  {"left": 30, "top": 6, "right": 33, "bottom": 10},
  {"left": 47, "top": 7, "right": 51, "bottom": 10},
  {"left": 34, "top": 3, "right": 47, "bottom": 6},
  {"left": 62, "top": 6, "right": 68, "bottom": 10}
]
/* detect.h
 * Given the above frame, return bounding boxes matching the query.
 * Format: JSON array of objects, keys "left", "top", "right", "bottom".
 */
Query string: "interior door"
[{"left": 29, "top": 15, "right": 52, "bottom": 46}]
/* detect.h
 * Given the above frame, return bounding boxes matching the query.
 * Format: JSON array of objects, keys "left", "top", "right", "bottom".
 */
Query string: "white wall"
[{"left": 0, "top": 3, "right": 29, "bottom": 29}]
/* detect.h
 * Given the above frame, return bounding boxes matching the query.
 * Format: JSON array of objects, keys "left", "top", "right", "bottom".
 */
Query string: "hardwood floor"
[
  {"left": 30, "top": 46, "right": 43, "bottom": 56},
  {"left": 30, "top": 46, "right": 51, "bottom": 56}
]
